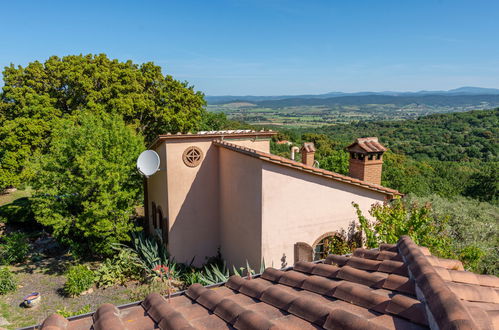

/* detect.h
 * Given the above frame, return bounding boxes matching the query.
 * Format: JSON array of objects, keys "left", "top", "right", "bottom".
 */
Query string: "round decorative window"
[{"left": 182, "top": 146, "right": 203, "bottom": 167}]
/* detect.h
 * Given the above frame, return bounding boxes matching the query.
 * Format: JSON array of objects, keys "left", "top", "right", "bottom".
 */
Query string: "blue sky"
[{"left": 1, "top": 0, "right": 499, "bottom": 95}]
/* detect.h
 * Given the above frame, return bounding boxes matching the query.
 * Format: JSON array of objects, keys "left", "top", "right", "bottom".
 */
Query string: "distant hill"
[
  {"left": 254, "top": 94, "right": 499, "bottom": 108},
  {"left": 206, "top": 87, "right": 499, "bottom": 105},
  {"left": 311, "top": 108, "right": 499, "bottom": 162}
]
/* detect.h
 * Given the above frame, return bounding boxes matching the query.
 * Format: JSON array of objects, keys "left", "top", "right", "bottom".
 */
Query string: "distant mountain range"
[{"left": 206, "top": 87, "right": 499, "bottom": 105}]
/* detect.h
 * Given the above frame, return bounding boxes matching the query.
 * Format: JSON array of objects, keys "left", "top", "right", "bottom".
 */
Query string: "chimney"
[
  {"left": 346, "top": 137, "right": 386, "bottom": 185},
  {"left": 300, "top": 142, "right": 316, "bottom": 167}
]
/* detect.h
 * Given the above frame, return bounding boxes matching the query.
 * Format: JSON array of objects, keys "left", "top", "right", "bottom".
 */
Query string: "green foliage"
[
  {"left": 323, "top": 230, "right": 358, "bottom": 256},
  {"left": 354, "top": 199, "right": 453, "bottom": 257},
  {"left": 94, "top": 247, "right": 143, "bottom": 288},
  {"left": 63, "top": 265, "right": 94, "bottom": 297},
  {"left": 355, "top": 195, "right": 499, "bottom": 275},
  {"left": 199, "top": 262, "right": 230, "bottom": 285},
  {"left": 198, "top": 260, "right": 265, "bottom": 285},
  {"left": 270, "top": 140, "right": 294, "bottom": 158},
  {"left": 30, "top": 112, "right": 144, "bottom": 256},
  {"left": 0, "top": 267, "right": 17, "bottom": 294},
  {"left": 127, "top": 280, "right": 171, "bottom": 301},
  {"left": 310, "top": 109, "right": 498, "bottom": 162},
  {"left": 277, "top": 109, "right": 498, "bottom": 202},
  {"left": 319, "top": 150, "right": 349, "bottom": 175},
  {"left": 180, "top": 269, "right": 202, "bottom": 286},
  {"left": 464, "top": 162, "right": 498, "bottom": 203},
  {"left": 404, "top": 194, "right": 499, "bottom": 275},
  {"left": 56, "top": 305, "right": 91, "bottom": 318},
  {"left": 128, "top": 232, "right": 177, "bottom": 278},
  {"left": 0, "top": 54, "right": 207, "bottom": 190},
  {"left": 0, "top": 197, "right": 35, "bottom": 224},
  {"left": 0, "top": 232, "right": 30, "bottom": 265}
]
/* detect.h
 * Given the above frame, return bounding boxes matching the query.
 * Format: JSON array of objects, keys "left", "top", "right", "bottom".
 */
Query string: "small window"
[{"left": 182, "top": 146, "right": 203, "bottom": 167}]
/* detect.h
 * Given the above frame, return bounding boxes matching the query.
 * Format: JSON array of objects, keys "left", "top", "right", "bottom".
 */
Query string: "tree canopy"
[
  {"left": 0, "top": 54, "right": 207, "bottom": 189},
  {"left": 30, "top": 112, "right": 144, "bottom": 256}
]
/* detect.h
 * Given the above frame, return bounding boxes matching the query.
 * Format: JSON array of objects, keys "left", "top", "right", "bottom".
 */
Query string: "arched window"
[
  {"left": 157, "top": 206, "right": 168, "bottom": 247},
  {"left": 312, "top": 232, "right": 349, "bottom": 261},
  {"left": 150, "top": 202, "right": 157, "bottom": 235}
]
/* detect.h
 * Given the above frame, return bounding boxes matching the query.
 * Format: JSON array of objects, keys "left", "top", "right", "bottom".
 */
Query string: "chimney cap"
[
  {"left": 300, "top": 142, "right": 316, "bottom": 153},
  {"left": 346, "top": 137, "right": 387, "bottom": 153}
]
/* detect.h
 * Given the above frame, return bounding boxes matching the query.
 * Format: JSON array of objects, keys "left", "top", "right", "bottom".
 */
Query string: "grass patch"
[{"left": 0, "top": 188, "right": 32, "bottom": 207}]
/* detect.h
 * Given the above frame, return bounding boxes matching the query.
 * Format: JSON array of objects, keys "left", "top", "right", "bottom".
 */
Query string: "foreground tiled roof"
[
  {"left": 346, "top": 137, "right": 388, "bottom": 153},
  {"left": 37, "top": 236, "right": 498, "bottom": 330},
  {"left": 213, "top": 140, "right": 401, "bottom": 197}
]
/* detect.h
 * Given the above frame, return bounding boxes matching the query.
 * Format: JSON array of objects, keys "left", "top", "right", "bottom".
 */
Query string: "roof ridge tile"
[
  {"left": 397, "top": 236, "right": 481, "bottom": 330},
  {"left": 213, "top": 140, "right": 402, "bottom": 196}
]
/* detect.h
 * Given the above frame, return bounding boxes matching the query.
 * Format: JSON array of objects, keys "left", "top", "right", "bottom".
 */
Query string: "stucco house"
[{"left": 144, "top": 130, "right": 401, "bottom": 269}]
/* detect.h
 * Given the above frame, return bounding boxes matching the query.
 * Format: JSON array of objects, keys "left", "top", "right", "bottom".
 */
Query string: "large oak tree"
[{"left": 0, "top": 54, "right": 206, "bottom": 189}]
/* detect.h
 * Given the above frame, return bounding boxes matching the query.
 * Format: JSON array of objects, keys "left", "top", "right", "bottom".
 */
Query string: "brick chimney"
[
  {"left": 346, "top": 137, "right": 387, "bottom": 185},
  {"left": 300, "top": 142, "right": 316, "bottom": 167}
]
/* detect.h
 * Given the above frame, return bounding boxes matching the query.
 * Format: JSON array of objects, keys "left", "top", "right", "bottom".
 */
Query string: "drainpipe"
[{"left": 291, "top": 146, "right": 300, "bottom": 160}]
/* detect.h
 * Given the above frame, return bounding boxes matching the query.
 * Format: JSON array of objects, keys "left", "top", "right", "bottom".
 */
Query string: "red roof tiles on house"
[
  {"left": 33, "top": 236, "right": 499, "bottom": 330},
  {"left": 213, "top": 140, "right": 402, "bottom": 197},
  {"left": 346, "top": 137, "right": 388, "bottom": 153}
]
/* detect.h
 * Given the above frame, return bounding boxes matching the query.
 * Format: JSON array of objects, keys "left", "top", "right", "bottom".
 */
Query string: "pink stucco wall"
[
  {"left": 219, "top": 148, "right": 263, "bottom": 270},
  {"left": 261, "top": 162, "right": 386, "bottom": 268},
  {"left": 147, "top": 137, "right": 270, "bottom": 266},
  {"left": 147, "top": 136, "right": 389, "bottom": 271}
]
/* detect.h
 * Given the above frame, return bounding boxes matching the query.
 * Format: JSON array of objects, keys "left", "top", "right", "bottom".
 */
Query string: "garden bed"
[{"left": 0, "top": 254, "right": 173, "bottom": 329}]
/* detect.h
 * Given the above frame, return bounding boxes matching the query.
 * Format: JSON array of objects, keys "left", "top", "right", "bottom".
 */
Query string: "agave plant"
[
  {"left": 199, "top": 262, "right": 230, "bottom": 285},
  {"left": 199, "top": 259, "right": 267, "bottom": 285},
  {"left": 126, "top": 232, "right": 178, "bottom": 279}
]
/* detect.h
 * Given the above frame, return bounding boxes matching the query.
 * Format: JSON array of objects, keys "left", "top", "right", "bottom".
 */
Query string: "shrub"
[
  {"left": 64, "top": 265, "right": 94, "bottom": 297},
  {"left": 0, "top": 197, "right": 35, "bottom": 224},
  {"left": 129, "top": 232, "right": 178, "bottom": 278},
  {"left": 0, "top": 267, "right": 17, "bottom": 294},
  {"left": 403, "top": 194, "right": 499, "bottom": 275},
  {"left": 94, "top": 247, "right": 143, "bottom": 288},
  {"left": 30, "top": 112, "right": 144, "bottom": 256},
  {"left": 354, "top": 195, "right": 499, "bottom": 275},
  {"left": 322, "top": 230, "right": 358, "bottom": 256},
  {"left": 127, "top": 280, "right": 170, "bottom": 301},
  {"left": 0, "top": 232, "right": 30, "bottom": 264},
  {"left": 354, "top": 198, "right": 454, "bottom": 257},
  {"left": 56, "top": 304, "right": 91, "bottom": 318}
]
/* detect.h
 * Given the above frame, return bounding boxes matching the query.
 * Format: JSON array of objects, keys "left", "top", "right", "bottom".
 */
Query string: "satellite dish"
[{"left": 137, "top": 150, "right": 160, "bottom": 177}]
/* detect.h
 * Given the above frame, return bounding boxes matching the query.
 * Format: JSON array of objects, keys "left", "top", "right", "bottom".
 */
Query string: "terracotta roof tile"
[
  {"left": 278, "top": 270, "right": 309, "bottom": 287},
  {"left": 40, "top": 313, "right": 69, "bottom": 330},
  {"left": 36, "top": 236, "right": 499, "bottom": 330},
  {"left": 385, "top": 294, "right": 427, "bottom": 325},
  {"left": 379, "top": 243, "right": 398, "bottom": 252},
  {"left": 353, "top": 248, "right": 402, "bottom": 261},
  {"left": 447, "top": 282, "right": 499, "bottom": 303},
  {"left": 213, "top": 140, "right": 402, "bottom": 197},
  {"left": 346, "top": 137, "right": 388, "bottom": 153},
  {"left": 301, "top": 142, "right": 316, "bottom": 153},
  {"left": 92, "top": 304, "right": 126, "bottom": 330},
  {"left": 323, "top": 308, "right": 387, "bottom": 330},
  {"left": 397, "top": 236, "right": 481, "bottom": 330}
]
